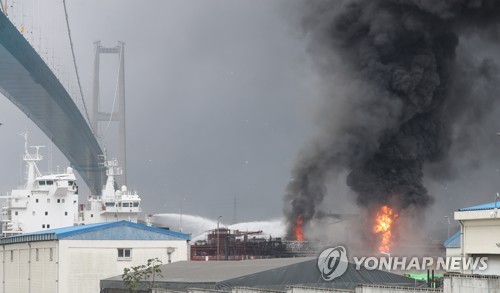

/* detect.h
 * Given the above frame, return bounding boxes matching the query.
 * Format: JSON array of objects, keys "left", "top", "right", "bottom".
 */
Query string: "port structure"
[{"left": 191, "top": 228, "right": 315, "bottom": 261}]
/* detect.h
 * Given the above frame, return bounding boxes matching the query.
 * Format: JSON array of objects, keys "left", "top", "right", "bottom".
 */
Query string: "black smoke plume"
[{"left": 284, "top": 0, "right": 500, "bottom": 239}]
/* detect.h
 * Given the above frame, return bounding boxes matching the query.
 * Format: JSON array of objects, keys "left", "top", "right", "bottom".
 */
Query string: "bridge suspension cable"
[{"left": 62, "top": 0, "right": 92, "bottom": 128}]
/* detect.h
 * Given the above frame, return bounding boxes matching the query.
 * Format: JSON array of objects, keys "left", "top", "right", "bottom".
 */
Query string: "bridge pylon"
[{"left": 91, "top": 41, "right": 127, "bottom": 188}]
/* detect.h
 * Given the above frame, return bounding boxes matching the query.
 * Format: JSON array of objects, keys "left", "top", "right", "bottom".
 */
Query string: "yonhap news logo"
[
  {"left": 317, "top": 246, "right": 348, "bottom": 281},
  {"left": 317, "top": 246, "right": 489, "bottom": 282}
]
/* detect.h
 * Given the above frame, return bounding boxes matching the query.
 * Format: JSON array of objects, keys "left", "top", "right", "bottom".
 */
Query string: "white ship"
[
  {"left": 1, "top": 133, "right": 142, "bottom": 236},
  {"left": 1, "top": 133, "right": 78, "bottom": 236},
  {"left": 77, "top": 158, "right": 141, "bottom": 224}
]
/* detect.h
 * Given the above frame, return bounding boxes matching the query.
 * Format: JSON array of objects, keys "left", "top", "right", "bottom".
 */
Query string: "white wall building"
[
  {"left": 445, "top": 201, "right": 500, "bottom": 275},
  {"left": 0, "top": 221, "right": 190, "bottom": 293}
]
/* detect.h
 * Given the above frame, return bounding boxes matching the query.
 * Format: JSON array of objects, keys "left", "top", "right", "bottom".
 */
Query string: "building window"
[
  {"left": 117, "top": 248, "right": 131, "bottom": 259},
  {"left": 10, "top": 251, "right": 13, "bottom": 262},
  {"left": 35, "top": 199, "right": 39, "bottom": 203},
  {"left": 91, "top": 214, "right": 93, "bottom": 218},
  {"left": 73, "top": 200, "right": 76, "bottom": 204},
  {"left": 47, "top": 198, "right": 50, "bottom": 204},
  {"left": 62, "top": 199, "right": 65, "bottom": 203},
  {"left": 32, "top": 211, "right": 35, "bottom": 216},
  {"left": 47, "top": 224, "right": 50, "bottom": 228},
  {"left": 14, "top": 211, "right": 18, "bottom": 216},
  {"left": 57, "top": 199, "right": 60, "bottom": 203},
  {"left": 45, "top": 211, "right": 48, "bottom": 216},
  {"left": 49, "top": 248, "right": 53, "bottom": 261},
  {"left": 42, "top": 224, "right": 45, "bottom": 228},
  {"left": 36, "top": 249, "right": 39, "bottom": 261},
  {"left": 65, "top": 211, "right": 68, "bottom": 216}
]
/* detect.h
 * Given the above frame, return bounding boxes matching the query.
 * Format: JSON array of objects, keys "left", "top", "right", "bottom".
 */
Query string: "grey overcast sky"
[
  {"left": 0, "top": 0, "right": 316, "bottom": 222},
  {"left": 2, "top": 0, "right": 500, "bottom": 232}
]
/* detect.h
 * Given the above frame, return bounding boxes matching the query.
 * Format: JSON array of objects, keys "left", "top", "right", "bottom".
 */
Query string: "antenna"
[
  {"left": 18, "top": 130, "right": 28, "bottom": 155},
  {"left": 233, "top": 196, "right": 238, "bottom": 224},
  {"left": 31, "top": 145, "right": 45, "bottom": 156}
]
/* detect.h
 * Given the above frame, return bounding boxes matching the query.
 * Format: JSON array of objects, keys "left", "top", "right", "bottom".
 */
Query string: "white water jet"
[{"left": 152, "top": 213, "right": 285, "bottom": 241}]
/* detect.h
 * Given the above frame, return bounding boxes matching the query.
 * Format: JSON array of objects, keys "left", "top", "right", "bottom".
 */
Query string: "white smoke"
[{"left": 152, "top": 213, "right": 285, "bottom": 241}]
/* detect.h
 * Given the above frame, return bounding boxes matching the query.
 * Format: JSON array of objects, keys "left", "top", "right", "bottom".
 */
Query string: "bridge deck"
[{"left": 0, "top": 12, "right": 104, "bottom": 194}]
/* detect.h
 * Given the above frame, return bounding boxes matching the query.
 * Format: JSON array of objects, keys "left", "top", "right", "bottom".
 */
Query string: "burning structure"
[
  {"left": 191, "top": 227, "right": 314, "bottom": 261},
  {"left": 283, "top": 0, "right": 500, "bottom": 252}
]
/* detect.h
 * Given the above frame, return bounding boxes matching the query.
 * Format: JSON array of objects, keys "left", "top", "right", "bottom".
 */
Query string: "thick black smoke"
[{"left": 284, "top": 0, "right": 500, "bottom": 239}]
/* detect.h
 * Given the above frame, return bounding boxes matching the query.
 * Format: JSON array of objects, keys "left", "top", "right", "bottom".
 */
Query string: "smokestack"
[{"left": 283, "top": 0, "right": 500, "bottom": 241}]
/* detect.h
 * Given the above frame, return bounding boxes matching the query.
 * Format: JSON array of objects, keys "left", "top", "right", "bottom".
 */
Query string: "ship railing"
[
  {"left": 88, "top": 195, "right": 102, "bottom": 201},
  {"left": 7, "top": 200, "right": 29, "bottom": 209},
  {"left": 23, "top": 153, "right": 42, "bottom": 161},
  {"left": 117, "top": 194, "right": 141, "bottom": 201},
  {"left": 102, "top": 206, "right": 141, "bottom": 213}
]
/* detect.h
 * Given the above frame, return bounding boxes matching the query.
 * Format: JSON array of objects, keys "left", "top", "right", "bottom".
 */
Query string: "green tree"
[{"left": 122, "top": 258, "right": 163, "bottom": 292}]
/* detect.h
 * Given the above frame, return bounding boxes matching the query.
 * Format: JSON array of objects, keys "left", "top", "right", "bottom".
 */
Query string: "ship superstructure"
[
  {"left": 2, "top": 134, "right": 143, "bottom": 236},
  {"left": 77, "top": 158, "right": 141, "bottom": 224},
  {"left": 1, "top": 133, "right": 78, "bottom": 236}
]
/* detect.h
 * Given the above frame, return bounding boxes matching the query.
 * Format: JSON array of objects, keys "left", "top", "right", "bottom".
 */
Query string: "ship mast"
[{"left": 19, "top": 132, "right": 43, "bottom": 189}]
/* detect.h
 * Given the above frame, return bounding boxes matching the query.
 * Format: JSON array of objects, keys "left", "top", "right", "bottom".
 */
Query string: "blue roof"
[
  {"left": 444, "top": 231, "right": 461, "bottom": 248},
  {"left": 459, "top": 201, "right": 500, "bottom": 211},
  {"left": 0, "top": 221, "right": 190, "bottom": 245}
]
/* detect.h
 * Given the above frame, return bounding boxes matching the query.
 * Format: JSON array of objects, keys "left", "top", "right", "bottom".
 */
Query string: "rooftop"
[
  {"left": 459, "top": 201, "right": 500, "bottom": 212},
  {"left": 101, "top": 257, "right": 422, "bottom": 292},
  {"left": 0, "top": 221, "right": 190, "bottom": 245},
  {"left": 444, "top": 231, "right": 461, "bottom": 248}
]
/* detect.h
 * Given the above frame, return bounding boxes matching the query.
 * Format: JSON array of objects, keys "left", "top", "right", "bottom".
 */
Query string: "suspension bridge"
[{"left": 0, "top": 2, "right": 124, "bottom": 194}]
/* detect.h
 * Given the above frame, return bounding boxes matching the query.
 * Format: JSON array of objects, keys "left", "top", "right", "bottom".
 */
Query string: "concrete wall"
[
  {"left": 444, "top": 273, "right": 500, "bottom": 293},
  {"left": 188, "top": 289, "right": 226, "bottom": 293},
  {"left": 58, "top": 239, "right": 189, "bottom": 293},
  {"left": 461, "top": 218, "right": 500, "bottom": 255},
  {"left": 355, "top": 285, "right": 440, "bottom": 293},
  {"left": 166, "top": 286, "right": 439, "bottom": 293},
  {"left": 152, "top": 289, "right": 186, "bottom": 293},
  {"left": 0, "top": 239, "right": 188, "bottom": 293},
  {"left": 287, "top": 286, "right": 353, "bottom": 293},
  {"left": 445, "top": 248, "right": 461, "bottom": 258},
  {"left": 233, "top": 287, "right": 285, "bottom": 293},
  {"left": 479, "top": 255, "right": 500, "bottom": 275},
  {"left": 0, "top": 241, "right": 58, "bottom": 293}
]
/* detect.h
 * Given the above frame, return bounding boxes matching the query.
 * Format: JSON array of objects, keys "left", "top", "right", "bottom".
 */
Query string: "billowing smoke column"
[{"left": 284, "top": 0, "right": 500, "bottom": 239}]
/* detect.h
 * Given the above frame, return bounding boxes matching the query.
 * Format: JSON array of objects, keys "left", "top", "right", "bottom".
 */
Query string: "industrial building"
[
  {"left": 0, "top": 221, "right": 190, "bottom": 293},
  {"left": 100, "top": 257, "right": 423, "bottom": 292},
  {"left": 444, "top": 201, "right": 500, "bottom": 275},
  {"left": 191, "top": 228, "right": 314, "bottom": 260}
]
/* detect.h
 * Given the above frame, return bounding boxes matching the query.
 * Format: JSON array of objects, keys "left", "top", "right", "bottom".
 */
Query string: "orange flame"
[
  {"left": 373, "top": 205, "right": 398, "bottom": 253},
  {"left": 294, "top": 215, "right": 304, "bottom": 241}
]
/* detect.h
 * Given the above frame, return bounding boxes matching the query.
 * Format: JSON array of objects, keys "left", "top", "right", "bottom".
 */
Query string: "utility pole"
[
  {"left": 444, "top": 215, "right": 450, "bottom": 239},
  {"left": 232, "top": 196, "right": 237, "bottom": 224},
  {"left": 217, "top": 216, "right": 222, "bottom": 261}
]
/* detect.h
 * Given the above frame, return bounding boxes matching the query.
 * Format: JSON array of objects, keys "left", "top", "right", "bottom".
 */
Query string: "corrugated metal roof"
[
  {"left": 459, "top": 201, "right": 500, "bottom": 211},
  {"left": 0, "top": 221, "right": 190, "bottom": 245},
  {"left": 101, "top": 257, "right": 423, "bottom": 291},
  {"left": 443, "top": 231, "right": 461, "bottom": 248},
  {"left": 105, "top": 258, "right": 317, "bottom": 283}
]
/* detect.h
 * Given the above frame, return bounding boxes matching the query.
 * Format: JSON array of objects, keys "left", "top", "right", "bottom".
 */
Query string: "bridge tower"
[{"left": 91, "top": 41, "right": 127, "bottom": 187}]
